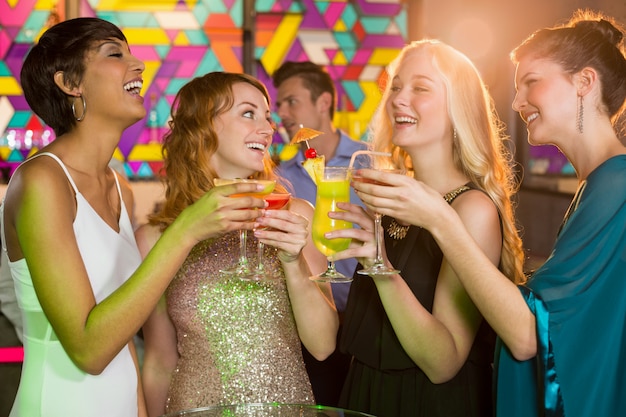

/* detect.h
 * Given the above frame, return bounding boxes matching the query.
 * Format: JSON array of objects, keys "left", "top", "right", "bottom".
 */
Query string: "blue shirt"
[{"left": 277, "top": 131, "right": 368, "bottom": 312}]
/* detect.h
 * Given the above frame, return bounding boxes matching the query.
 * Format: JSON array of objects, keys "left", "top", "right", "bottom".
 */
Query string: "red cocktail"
[
  {"left": 264, "top": 193, "right": 291, "bottom": 210},
  {"left": 251, "top": 192, "right": 292, "bottom": 280}
]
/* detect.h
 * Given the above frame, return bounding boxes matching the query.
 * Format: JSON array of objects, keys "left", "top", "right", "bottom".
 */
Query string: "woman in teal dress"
[{"left": 364, "top": 9, "right": 626, "bottom": 417}]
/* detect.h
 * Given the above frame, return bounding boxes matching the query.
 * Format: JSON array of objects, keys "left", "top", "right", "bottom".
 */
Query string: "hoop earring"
[
  {"left": 72, "top": 95, "right": 86, "bottom": 122},
  {"left": 576, "top": 95, "right": 583, "bottom": 134}
]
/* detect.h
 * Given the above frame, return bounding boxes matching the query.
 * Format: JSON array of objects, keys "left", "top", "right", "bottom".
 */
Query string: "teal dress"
[{"left": 495, "top": 155, "right": 626, "bottom": 417}]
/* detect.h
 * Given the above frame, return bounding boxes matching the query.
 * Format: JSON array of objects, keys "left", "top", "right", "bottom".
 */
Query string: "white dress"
[{"left": 1, "top": 152, "right": 142, "bottom": 417}]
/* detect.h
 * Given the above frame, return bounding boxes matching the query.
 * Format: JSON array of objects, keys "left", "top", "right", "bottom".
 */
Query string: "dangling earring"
[
  {"left": 576, "top": 95, "right": 583, "bottom": 134},
  {"left": 72, "top": 94, "right": 86, "bottom": 122}
]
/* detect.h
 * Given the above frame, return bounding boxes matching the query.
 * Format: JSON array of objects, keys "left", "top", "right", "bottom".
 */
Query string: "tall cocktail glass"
[{"left": 310, "top": 166, "right": 353, "bottom": 283}]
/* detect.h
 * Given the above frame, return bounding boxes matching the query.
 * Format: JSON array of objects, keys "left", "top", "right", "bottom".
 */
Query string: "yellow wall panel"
[
  {"left": 123, "top": 28, "right": 170, "bottom": 45},
  {"left": 369, "top": 48, "right": 403, "bottom": 66},
  {"left": 0, "top": 77, "right": 22, "bottom": 96},
  {"left": 260, "top": 14, "right": 303, "bottom": 76}
]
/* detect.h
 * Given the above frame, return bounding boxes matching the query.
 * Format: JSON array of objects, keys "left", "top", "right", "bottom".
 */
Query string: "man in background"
[{"left": 272, "top": 61, "right": 367, "bottom": 406}]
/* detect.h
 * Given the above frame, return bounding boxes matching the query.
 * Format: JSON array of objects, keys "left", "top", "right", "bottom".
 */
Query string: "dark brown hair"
[
  {"left": 20, "top": 17, "right": 127, "bottom": 136},
  {"left": 271, "top": 61, "right": 337, "bottom": 118},
  {"left": 511, "top": 9, "right": 626, "bottom": 125}
]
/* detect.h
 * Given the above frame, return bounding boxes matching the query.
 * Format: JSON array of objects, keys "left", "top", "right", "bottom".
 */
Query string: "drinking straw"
[{"left": 349, "top": 150, "right": 392, "bottom": 170}]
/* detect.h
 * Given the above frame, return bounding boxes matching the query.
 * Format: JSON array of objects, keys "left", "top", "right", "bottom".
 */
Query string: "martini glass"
[
  {"left": 247, "top": 192, "right": 292, "bottom": 281},
  {"left": 348, "top": 150, "right": 404, "bottom": 276},
  {"left": 214, "top": 178, "right": 275, "bottom": 278},
  {"left": 353, "top": 168, "right": 404, "bottom": 276}
]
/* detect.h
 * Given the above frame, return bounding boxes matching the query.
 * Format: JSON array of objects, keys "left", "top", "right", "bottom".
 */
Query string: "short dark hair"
[
  {"left": 20, "top": 17, "right": 127, "bottom": 136},
  {"left": 271, "top": 61, "right": 337, "bottom": 118}
]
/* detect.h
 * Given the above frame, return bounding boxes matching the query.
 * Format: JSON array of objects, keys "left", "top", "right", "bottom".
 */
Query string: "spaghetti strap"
[
  {"left": 24, "top": 152, "right": 80, "bottom": 195},
  {"left": 110, "top": 167, "right": 123, "bottom": 203},
  {"left": 16, "top": 152, "right": 123, "bottom": 201}
]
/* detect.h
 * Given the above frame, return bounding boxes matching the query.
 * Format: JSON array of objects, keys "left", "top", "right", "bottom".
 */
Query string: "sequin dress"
[{"left": 164, "top": 232, "right": 314, "bottom": 413}]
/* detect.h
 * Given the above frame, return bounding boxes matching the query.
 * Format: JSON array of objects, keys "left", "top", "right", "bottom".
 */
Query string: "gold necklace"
[
  {"left": 386, "top": 185, "right": 471, "bottom": 240},
  {"left": 387, "top": 218, "right": 410, "bottom": 239}
]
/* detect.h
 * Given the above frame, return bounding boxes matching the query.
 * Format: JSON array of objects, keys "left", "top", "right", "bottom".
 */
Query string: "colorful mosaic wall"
[{"left": 0, "top": 0, "right": 407, "bottom": 180}]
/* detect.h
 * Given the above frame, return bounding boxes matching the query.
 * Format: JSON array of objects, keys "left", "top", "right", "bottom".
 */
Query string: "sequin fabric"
[{"left": 165, "top": 231, "right": 314, "bottom": 413}]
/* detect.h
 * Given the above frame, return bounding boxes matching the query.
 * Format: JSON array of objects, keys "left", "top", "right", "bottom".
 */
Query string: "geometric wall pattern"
[{"left": 0, "top": 0, "right": 407, "bottom": 179}]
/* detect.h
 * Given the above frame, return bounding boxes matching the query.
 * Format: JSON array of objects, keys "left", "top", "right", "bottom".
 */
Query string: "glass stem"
[
  {"left": 256, "top": 241, "right": 265, "bottom": 272},
  {"left": 326, "top": 260, "right": 337, "bottom": 274},
  {"left": 238, "top": 229, "right": 248, "bottom": 267},
  {"left": 373, "top": 213, "right": 384, "bottom": 265}
]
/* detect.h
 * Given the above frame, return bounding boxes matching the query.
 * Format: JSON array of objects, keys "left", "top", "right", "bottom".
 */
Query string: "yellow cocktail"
[
  {"left": 310, "top": 166, "right": 353, "bottom": 283},
  {"left": 312, "top": 179, "right": 352, "bottom": 256}
]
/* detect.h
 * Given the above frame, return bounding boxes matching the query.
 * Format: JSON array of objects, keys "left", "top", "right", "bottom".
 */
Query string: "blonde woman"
[{"left": 329, "top": 39, "right": 525, "bottom": 416}]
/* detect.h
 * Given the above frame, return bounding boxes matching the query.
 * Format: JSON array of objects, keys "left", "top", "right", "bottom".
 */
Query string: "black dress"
[{"left": 339, "top": 186, "right": 495, "bottom": 417}]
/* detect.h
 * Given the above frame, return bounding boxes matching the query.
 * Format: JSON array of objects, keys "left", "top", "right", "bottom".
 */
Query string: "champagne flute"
[
  {"left": 350, "top": 151, "right": 404, "bottom": 276},
  {"left": 310, "top": 166, "right": 353, "bottom": 283},
  {"left": 214, "top": 178, "right": 275, "bottom": 278},
  {"left": 247, "top": 192, "right": 292, "bottom": 281}
]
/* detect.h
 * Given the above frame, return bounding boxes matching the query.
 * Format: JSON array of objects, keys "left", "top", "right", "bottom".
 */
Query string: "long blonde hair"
[
  {"left": 149, "top": 72, "right": 283, "bottom": 228},
  {"left": 371, "top": 40, "right": 526, "bottom": 283}
]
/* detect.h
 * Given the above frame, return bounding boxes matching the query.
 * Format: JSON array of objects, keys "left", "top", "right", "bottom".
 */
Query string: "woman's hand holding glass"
[
  {"left": 329, "top": 168, "right": 407, "bottom": 276},
  {"left": 247, "top": 192, "right": 291, "bottom": 281},
  {"left": 253, "top": 200, "right": 310, "bottom": 267},
  {"left": 352, "top": 167, "right": 405, "bottom": 276},
  {"left": 353, "top": 170, "right": 450, "bottom": 233},
  {"left": 309, "top": 166, "right": 354, "bottom": 283},
  {"left": 213, "top": 178, "right": 275, "bottom": 278},
  {"left": 324, "top": 201, "right": 379, "bottom": 268},
  {"left": 180, "top": 181, "right": 268, "bottom": 247}
]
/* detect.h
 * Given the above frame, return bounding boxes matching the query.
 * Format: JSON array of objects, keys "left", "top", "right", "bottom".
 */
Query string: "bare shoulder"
[
  {"left": 8, "top": 154, "right": 69, "bottom": 188},
  {"left": 4, "top": 155, "right": 75, "bottom": 214},
  {"left": 451, "top": 189, "right": 504, "bottom": 266},
  {"left": 134, "top": 223, "right": 163, "bottom": 257},
  {"left": 451, "top": 189, "right": 501, "bottom": 233},
  {"left": 287, "top": 197, "right": 314, "bottom": 219},
  {"left": 2, "top": 156, "right": 77, "bottom": 259}
]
